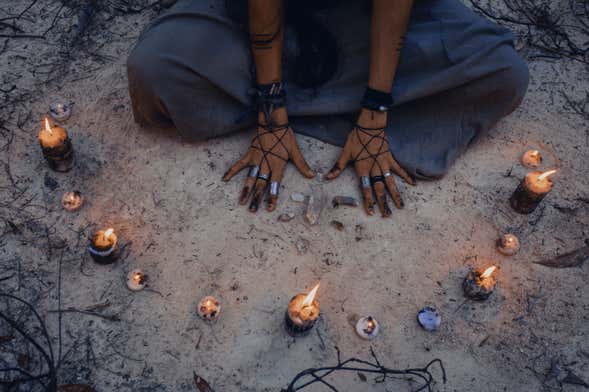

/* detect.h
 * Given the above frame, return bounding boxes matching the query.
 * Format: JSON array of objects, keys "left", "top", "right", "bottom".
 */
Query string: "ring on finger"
[
  {"left": 383, "top": 171, "right": 392, "bottom": 178},
  {"left": 360, "top": 176, "right": 371, "bottom": 188},
  {"left": 257, "top": 173, "right": 270, "bottom": 181},
  {"left": 371, "top": 175, "right": 385, "bottom": 183},
  {"left": 248, "top": 166, "right": 260, "bottom": 178},
  {"left": 269, "top": 181, "right": 280, "bottom": 196}
]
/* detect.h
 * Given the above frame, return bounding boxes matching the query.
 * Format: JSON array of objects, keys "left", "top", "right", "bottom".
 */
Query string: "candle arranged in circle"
[
  {"left": 88, "top": 228, "right": 118, "bottom": 264},
  {"left": 126, "top": 269, "right": 147, "bottom": 291},
  {"left": 38, "top": 117, "right": 74, "bottom": 172},
  {"left": 510, "top": 169, "right": 557, "bottom": 214},
  {"left": 61, "top": 191, "right": 84, "bottom": 212},
  {"left": 521, "top": 149, "right": 542, "bottom": 168},
  {"left": 49, "top": 101, "right": 72, "bottom": 122},
  {"left": 497, "top": 233, "right": 520, "bottom": 256},
  {"left": 355, "top": 316, "right": 380, "bottom": 340},
  {"left": 463, "top": 265, "right": 498, "bottom": 301},
  {"left": 197, "top": 296, "right": 221, "bottom": 321},
  {"left": 285, "top": 283, "right": 320, "bottom": 336}
]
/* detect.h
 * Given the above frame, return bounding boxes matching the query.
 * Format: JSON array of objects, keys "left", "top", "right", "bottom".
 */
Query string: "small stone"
[
  {"left": 332, "top": 196, "right": 359, "bottom": 208},
  {"left": 295, "top": 238, "right": 310, "bottom": 255},
  {"left": 330, "top": 220, "right": 344, "bottom": 231},
  {"left": 278, "top": 212, "right": 295, "bottom": 222},
  {"left": 417, "top": 306, "right": 441, "bottom": 331},
  {"left": 497, "top": 233, "right": 520, "bottom": 256},
  {"left": 291, "top": 192, "right": 306, "bottom": 203}
]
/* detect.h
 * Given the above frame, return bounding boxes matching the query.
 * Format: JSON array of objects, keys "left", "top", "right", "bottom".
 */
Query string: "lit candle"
[
  {"left": 38, "top": 117, "right": 74, "bottom": 172},
  {"left": 355, "top": 316, "right": 380, "bottom": 340},
  {"left": 462, "top": 265, "right": 498, "bottom": 301},
  {"left": 497, "top": 233, "right": 520, "bottom": 256},
  {"left": 285, "top": 283, "right": 320, "bottom": 336},
  {"left": 510, "top": 169, "right": 557, "bottom": 214},
  {"left": 521, "top": 149, "right": 542, "bottom": 168},
  {"left": 197, "top": 296, "right": 221, "bottom": 321},
  {"left": 61, "top": 191, "right": 84, "bottom": 212},
  {"left": 88, "top": 228, "right": 118, "bottom": 264},
  {"left": 49, "top": 101, "right": 72, "bottom": 122},
  {"left": 126, "top": 269, "right": 147, "bottom": 291}
]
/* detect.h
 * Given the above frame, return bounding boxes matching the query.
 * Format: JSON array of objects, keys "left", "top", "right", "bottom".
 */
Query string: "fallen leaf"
[
  {"left": 534, "top": 241, "right": 589, "bottom": 268},
  {"left": 194, "top": 372, "right": 215, "bottom": 392}
]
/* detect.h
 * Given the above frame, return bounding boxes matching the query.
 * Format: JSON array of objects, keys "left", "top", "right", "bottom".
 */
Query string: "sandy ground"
[{"left": 1, "top": 1, "right": 588, "bottom": 391}]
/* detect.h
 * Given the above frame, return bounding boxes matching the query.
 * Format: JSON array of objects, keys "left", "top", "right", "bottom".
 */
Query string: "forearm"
[
  {"left": 248, "top": 0, "right": 284, "bottom": 85},
  {"left": 358, "top": 0, "right": 413, "bottom": 127},
  {"left": 368, "top": 0, "right": 413, "bottom": 93}
]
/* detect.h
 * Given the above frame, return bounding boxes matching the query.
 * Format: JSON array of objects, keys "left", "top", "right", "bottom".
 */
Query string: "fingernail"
[{"left": 239, "top": 187, "right": 249, "bottom": 204}]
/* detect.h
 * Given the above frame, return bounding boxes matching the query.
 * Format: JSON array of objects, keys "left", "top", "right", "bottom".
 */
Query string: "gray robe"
[{"left": 127, "top": 0, "right": 529, "bottom": 179}]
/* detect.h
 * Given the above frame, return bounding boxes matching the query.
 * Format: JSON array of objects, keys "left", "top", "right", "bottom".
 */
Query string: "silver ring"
[
  {"left": 248, "top": 166, "right": 260, "bottom": 178},
  {"left": 258, "top": 173, "right": 270, "bottom": 181},
  {"left": 383, "top": 171, "right": 392, "bottom": 178},
  {"left": 360, "top": 176, "right": 371, "bottom": 188},
  {"left": 269, "top": 181, "right": 280, "bottom": 196}
]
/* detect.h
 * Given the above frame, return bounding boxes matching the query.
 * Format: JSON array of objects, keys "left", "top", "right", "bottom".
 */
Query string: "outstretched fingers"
[
  {"left": 289, "top": 137, "right": 315, "bottom": 178},
  {"left": 223, "top": 152, "right": 250, "bottom": 182},
  {"left": 388, "top": 155, "right": 415, "bottom": 185},
  {"left": 325, "top": 145, "right": 352, "bottom": 181}
]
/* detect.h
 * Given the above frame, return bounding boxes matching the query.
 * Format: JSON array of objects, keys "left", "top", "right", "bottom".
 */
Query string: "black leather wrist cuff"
[
  {"left": 252, "top": 82, "right": 286, "bottom": 108},
  {"left": 360, "top": 87, "right": 394, "bottom": 112}
]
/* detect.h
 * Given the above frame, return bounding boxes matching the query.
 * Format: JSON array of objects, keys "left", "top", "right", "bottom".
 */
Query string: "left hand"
[{"left": 324, "top": 109, "right": 415, "bottom": 217}]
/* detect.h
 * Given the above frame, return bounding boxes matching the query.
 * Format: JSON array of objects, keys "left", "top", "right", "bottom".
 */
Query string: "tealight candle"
[
  {"left": 38, "top": 117, "right": 74, "bottom": 172},
  {"left": 197, "top": 296, "right": 221, "bottom": 321},
  {"left": 61, "top": 191, "right": 84, "bottom": 212},
  {"left": 463, "top": 265, "right": 498, "bottom": 301},
  {"left": 285, "top": 283, "right": 320, "bottom": 336},
  {"left": 49, "top": 101, "right": 72, "bottom": 122},
  {"left": 126, "top": 269, "right": 147, "bottom": 291},
  {"left": 510, "top": 169, "right": 557, "bottom": 214},
  {"left": 497, "top": 233, "right": 520, "bottom": 256},
  {"left": 521, "top": 149, "right": 542, "bottom": 168},
  {"left": 355, "top": 316, "right": 380, "bottom": 340},
  {"left": 88, "top": 228, "right": 118, "bottom": 264}
]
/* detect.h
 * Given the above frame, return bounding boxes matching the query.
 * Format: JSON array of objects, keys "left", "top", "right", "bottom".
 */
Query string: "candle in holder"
[
  {"left": 285, "top": 283, "right": 320, "bottom": 336},
  {"left": 463, "top": 265, "right": 498, "bottom": 301},
  {"left": 61, "top": 191, "right": 84, "bottom": 212},
  {"left": 521, "top": 149, "right": 542, "bottom": 168},
  {"left": 88, "top": 228, "right": 118, "bottom": 265},
  {"left": 355, "top": 316, "right": 380, "bottom": 340},
  {"left": 49, "top": 101, "right": 72, "bottom": 122},
  {"left": 126, "top": 269, "right": 147, "bottom": 291},
  {"left": 197, "top": 296, "right": 221, "bottom": 321},
  {"left": 509, "top": 169, "right": 557, "bottom": 214},
  {"left": 38, "top": 117, "right": 74, "bottom": 172},
  {"left": 497, "top": 233, "right": 520, "bottom": 256}
]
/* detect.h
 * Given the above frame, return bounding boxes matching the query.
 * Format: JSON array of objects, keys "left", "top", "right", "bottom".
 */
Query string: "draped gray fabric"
[{"left": 127, "top": 0, "right": 529, "bottom": 179}]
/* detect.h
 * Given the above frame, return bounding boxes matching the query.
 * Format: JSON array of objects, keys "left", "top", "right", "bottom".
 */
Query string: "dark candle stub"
[
  {"left": 509, "top": 170, "right": 555, "bottom": 214},
  {"left": 285, "top": 284, "right": 320, "bottom": 337},
  {"left": 463, "top": 266, "right": 497, "bottom": 301},
  {"left": 38, "top": 119, "right": 74, "bottom": 172},
  {"left": 88, "top": 229, "right": 119, "bottom": 265}
]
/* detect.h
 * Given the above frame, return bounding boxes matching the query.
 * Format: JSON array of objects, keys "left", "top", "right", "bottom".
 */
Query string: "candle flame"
[
  {"left": 133, "top": 272, "right": 142, "bottom": 282},
  {"left": 538, "top": 169, "right": 557, "bottom": 181},
  {"left": 530, "top": 150, "right": 539, "bottom": 157},
  {"left": 104, "top": 228, "right": 114, "bottom": 238},
  {"left": 480, "top": 266, "right": 496, "bottom": 279},
  {"left": 44, "top": 117, "right": 53, "bottom": 135},
  {"left": 302, "top": 283, "right": 320, "bottom": 307}
]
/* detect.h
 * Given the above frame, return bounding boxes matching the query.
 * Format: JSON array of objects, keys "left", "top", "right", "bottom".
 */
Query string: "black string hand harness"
[
  {"left": 248, "top": 82, "right": 290, "bottom": 179},
  {"left": 353, "top": 87, "right": 395, "bottom": 181}
]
